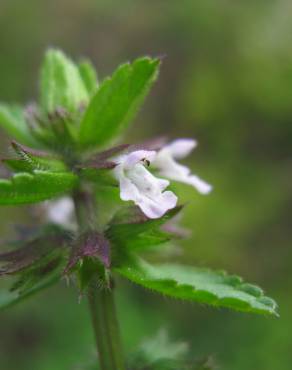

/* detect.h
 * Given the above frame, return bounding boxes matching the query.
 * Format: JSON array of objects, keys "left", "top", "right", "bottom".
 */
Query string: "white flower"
[
  {"left": 46, "top": 197, "right": 75, "bottom": 228},
  {"left": 113, "top": 150, "right": 178, "bottom": 219},
  {"left": 152, "top": 138, "right": 212, "bottom": 194}
]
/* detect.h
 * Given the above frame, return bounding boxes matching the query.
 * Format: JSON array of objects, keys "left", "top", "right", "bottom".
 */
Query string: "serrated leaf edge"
[{"left": 115, "top": 262, "right": 278, "bottom": 316}]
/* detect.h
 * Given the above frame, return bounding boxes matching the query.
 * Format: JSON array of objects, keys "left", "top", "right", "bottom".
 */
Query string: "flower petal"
[
  {"left": 162, "top": 139, "right": 197, "bottom": 159},
  {"left": 137, "top": 190, "right": 178, "bottom": 219},
  {"left": 128, "top": 164, "right": 170, "bottom": 193},
  {"left": 114, "top": 156, "right": 178, "bottom": 219},
  {"left": 119, "top": 150, "right": 156, "bottom": 169},
  {"left": 181, "top": 174, "right": 212, "bottom": 194},
  {"left": 152, "top": 139, "right": 212, "bottom": 195},
  {"left": 119, "top": 172, "right": 141, "bottom": 202}
]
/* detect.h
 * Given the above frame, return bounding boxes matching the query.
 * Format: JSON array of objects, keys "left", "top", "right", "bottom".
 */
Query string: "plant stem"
[
  {"left": 88, "top": 284, "right": 126, "bottom": 370},
  {"left": 73, "top": 190, "right": 126, "bottom": 370}
]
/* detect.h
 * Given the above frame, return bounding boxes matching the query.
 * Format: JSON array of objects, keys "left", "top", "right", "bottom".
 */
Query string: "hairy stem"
[
  {"left": 73, "top": 190, "right": 126, "bottom": 370},
  {"left": 88, "top": 284, "right": 125, "bottom": 370}
]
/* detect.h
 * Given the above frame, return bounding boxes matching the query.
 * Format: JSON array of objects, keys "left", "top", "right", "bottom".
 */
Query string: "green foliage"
[
  {"left": 0, "top": 224, "right": 71, "bottom": 274},
  {"left": 110, "top": 205, "right": 182, "bottom": 230},
  {"left": 40, "top": 49, "right": 89, "bottom": 113},
  {"left": 3, "top": 157, "right": 67, "bottom": 173},
  {"left": 3, "top": 141, "right": 67, "bottom": 173},
  {"left": 80, "top": 167, "right": 117, "bottom": 187},
  {"left": 0, "top": 46, "right": 280, "bottom": 370},
  {"left": 116, "top": 258, "right": 278, "bottom": 316},
  {"left": 29, "top": 108, "right": 81, "bottom": 153},
  {"left": 0, "top": 104, "right": 39, "bottom": 147},
  {"left": 0, "top": 224, "right": 70, "bottom": 309},
  {"left": 129, "top": 330, "right": 188, "bottom": 369},
  {"left": 0, "top": 257, "right": 64, "bottom": 310},
  {"left": 128, "top": 330, "right": 216, "bottom": 370},
  {"left": 0, "top": 170, "right": 77, "bottom": 205},
  {"left": 108, "top": 207, "right": 182, "bottom": 260},
  {"left": 79, "top": 57, "right": 160, "bottom": 149},
  {"left": 78, "top": 60, "right": 99, "bottom": 96}
]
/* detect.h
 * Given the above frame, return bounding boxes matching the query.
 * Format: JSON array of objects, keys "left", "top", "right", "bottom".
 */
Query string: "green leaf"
[
  {"left": 79, "top": 57, "right": 160, "bottom": 149},
  {"left": 115, "top": 259, "right": 278, "bottom": 316},
  {"left": 110, "top": 205, "right": 181, "bottom": 228},
  {"left": 0, "top": 223, "right": 71, "bottom": 275},
  {"left": 0, "top": 258, "right": 63, "bottom": 310},
  {"left": 107, "top": 207, "right": 181, "bottom": 256},
  {"left": 78, "top": 60, "right": 98, "bottom": 96},
  {"left": 80, "top": 167, "right": 117, "bottom": 187},
  {"left": 130, "top": 330, "right": 188, "bottom": 365},
  {"left": 109, "top": 225, "right": 170, "bottom": 255},
  {"left": 193, "top": 357, "right": 216, "bottom": 370},
  {"left": 0, "top": 170, "right": 77, "bottom": 205},
  {"left": 3, "top": 157, "right": 67, "bottom": 173},
  {"left": 0, "top": 224, "right": 69, "bottom": 309},
  {"left": 3, "top": 141, "right": 67, "bottom": 173},
  {"left": 0, "top": 104, "right": 39, "bottom": 147},
  {"left": 128, "top": 330, "right": 216, "bottom": 370},
  {"left": 40, "top": 49, "right": 89, "bottom": 113}
]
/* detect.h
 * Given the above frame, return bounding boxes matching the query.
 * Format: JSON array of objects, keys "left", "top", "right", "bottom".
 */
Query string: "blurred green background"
[{"left": 0, "top": 1, "right": 291, "bottom": 369}]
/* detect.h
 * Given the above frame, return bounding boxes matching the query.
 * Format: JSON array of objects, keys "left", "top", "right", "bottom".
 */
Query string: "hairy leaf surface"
[
  {"left": 78, "top": 60, "right": 98, "bottom": 96},
  {"left": 0, "top": 259, "right": 63, "bottom": 310},
  {"left": 79, "top": 57, "right": 160, "bottom": 149},
  {"left": 0, "top": 224, "right": 71, "bottom": 275},
  {"left": 40, "top": 49, "right": 89, "bottom": 113},
  {"left": 116, "top": 259, "right": 278, "bottom": 315},
  {"left": 107, "top": 207, "right": 181, "bottom": 256},
  {"left": 0, "top": 170, "right": 77, "bottom": 205},
  {"left": 3, "top": 141, "right": 67, "bottom": 173},
  {"left": 0, "top": 104, "right": 39, "bottom": 147}
]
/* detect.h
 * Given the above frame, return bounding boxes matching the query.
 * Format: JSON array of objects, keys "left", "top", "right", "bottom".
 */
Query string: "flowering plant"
[{"left": 0, "top": 50, "right": 277, "bottom": 370}]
